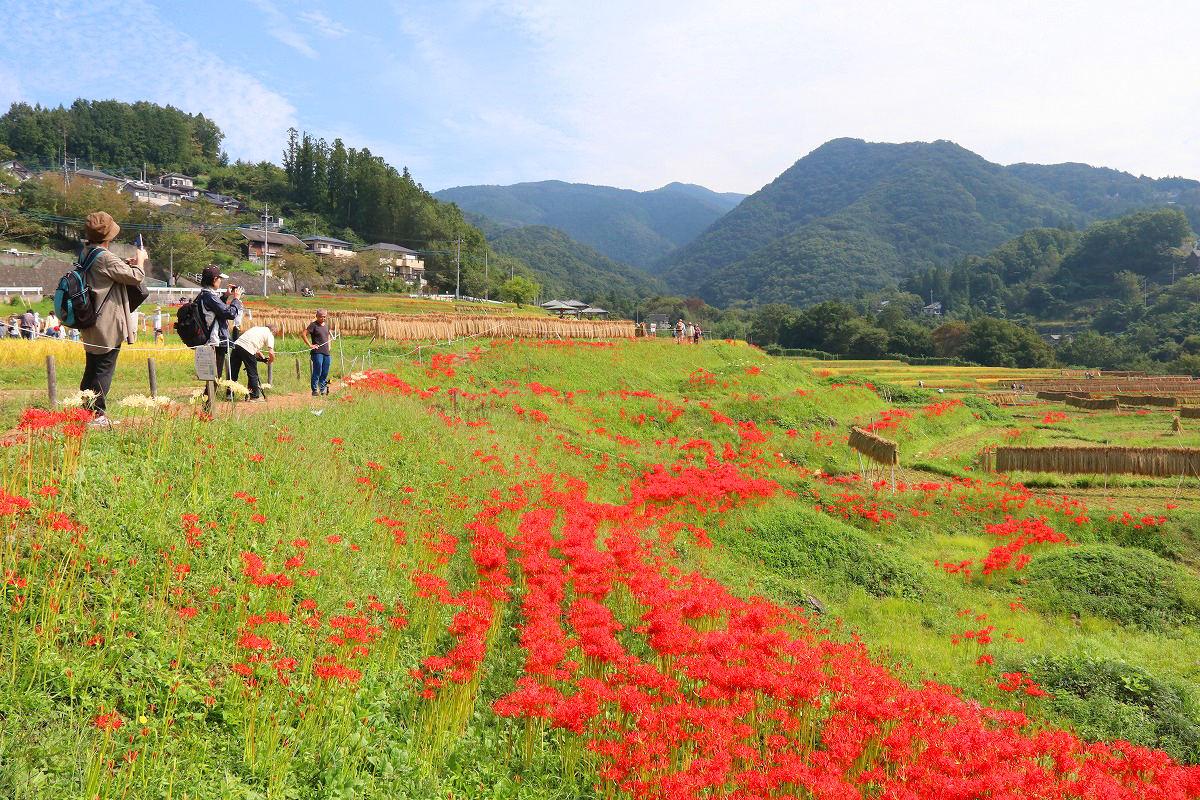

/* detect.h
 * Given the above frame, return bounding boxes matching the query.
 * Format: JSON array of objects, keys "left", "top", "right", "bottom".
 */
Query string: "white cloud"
[
  {"left": 408, "top": 0, "right": 1200, "bottom": 191},
  {"left": 246, "top": 0, "right": 318, "bottom": 58},
  {"left": 298, "top": 10, "right": 349, "bottom": 38},
  {"left": 0, "top": 0, "right": 297, "bottom": 164}
]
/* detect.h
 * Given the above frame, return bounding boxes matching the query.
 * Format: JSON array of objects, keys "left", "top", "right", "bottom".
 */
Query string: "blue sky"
[{"left": 2, "top": 0, "right": 1199, "bottom": 194}]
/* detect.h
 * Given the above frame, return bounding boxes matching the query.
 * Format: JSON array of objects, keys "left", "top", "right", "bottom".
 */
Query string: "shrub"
[
  {"left": 1018, "top": 653, "right": 1200, "bottom": 764},
  {"left": 1022, "top": 544, "right": 1200, "bottom": 630},
  {"left": 740, "top": 506, "right": 928, "bottom": 598}
]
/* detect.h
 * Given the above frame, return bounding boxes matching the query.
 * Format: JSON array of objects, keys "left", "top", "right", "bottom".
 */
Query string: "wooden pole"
[
  {"left": 204, "top": 380, "right": 216, "bottom": 413},
  {"left": 46, "top": 355, "right": 57, "bottom": 408},
  {"left": 147, "top": 357, "right": 157, "bottom": 398},
  {"left": 267, "top": 360, "right": 273, "bottom": 386},
  {"left": 338, "top": 330, "right": 345, "bottom": 379}
]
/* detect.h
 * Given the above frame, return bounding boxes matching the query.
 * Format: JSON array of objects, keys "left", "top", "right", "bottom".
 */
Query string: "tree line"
[{"left": 0, "top": 99, "right": 223, "bottom": 176}]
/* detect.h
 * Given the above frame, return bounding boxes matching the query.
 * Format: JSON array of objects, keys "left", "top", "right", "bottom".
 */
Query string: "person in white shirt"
[{"left": 229, "top": 324, "right": 277, "bottom": 402}]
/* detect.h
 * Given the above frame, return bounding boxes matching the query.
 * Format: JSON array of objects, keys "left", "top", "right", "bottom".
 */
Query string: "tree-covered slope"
[
  {"left": 685, "top": 140, "right": 1081, "bottom": 307},
  {"left": 487, "top": 224, "right": 665, "bottom": 310},
  {"left": 1006, "top": 161, "right": 1200, "bottom": 227},
  {"left": 434, "top": 180, "right": 734, "bottom": 267}
]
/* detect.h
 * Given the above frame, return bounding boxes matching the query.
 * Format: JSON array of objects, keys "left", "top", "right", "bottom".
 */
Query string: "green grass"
[{"left": 3, "top": 339, "right": 1200, "bottom": 797}]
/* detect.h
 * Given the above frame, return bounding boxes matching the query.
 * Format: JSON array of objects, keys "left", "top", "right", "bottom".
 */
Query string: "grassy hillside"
[{"left": 3, "top": 340, "right": 1200, "bottom": 798}]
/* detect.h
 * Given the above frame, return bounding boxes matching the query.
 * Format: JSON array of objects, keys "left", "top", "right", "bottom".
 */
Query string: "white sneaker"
[{"left": 88, "top": 414, "right": 119, "bottom": 428}]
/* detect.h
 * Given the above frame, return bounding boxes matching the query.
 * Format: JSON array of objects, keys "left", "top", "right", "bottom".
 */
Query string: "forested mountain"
[
  {"left": 658, "top": 139, "right": 1085, "bottom": 307},
  {"left": 486, "top": 225, "right": 666, "bottom": 315},
  {"left": 434, "top": 180, "right": 740, "bottom": 267},
  {"left": 1007, "top": 162, "right": 1200, "bottom": 226}
]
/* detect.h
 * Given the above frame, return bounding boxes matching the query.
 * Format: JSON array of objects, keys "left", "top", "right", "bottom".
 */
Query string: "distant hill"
[
  {"left": 486, "top": 225, "right": 665, "bottom": 314},
  {"left": 655, "top": 138, "right": 1200, "bottom": 309},
  {"left": 434, "top": 180, "right": 744, "bottom": 268},
  {"left": 657, "top": 139, "right": 1090, "bottom": 307}
]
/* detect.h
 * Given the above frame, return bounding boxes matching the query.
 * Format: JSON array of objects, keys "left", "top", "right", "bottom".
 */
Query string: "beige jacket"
[{"left": 79, "top": 246, "right": 145, "bottom": 354}]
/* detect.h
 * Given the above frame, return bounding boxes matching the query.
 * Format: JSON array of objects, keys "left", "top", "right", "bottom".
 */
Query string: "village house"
[
  {"left": 1, "top": 160, "right": 34, "bottom": 182},
  {"left": 302, "top": 235, "right": 355, "bottom": 258},
  {"left": 237, "top": 229, "right": 305, "bottom": 263},
  {"left": 122, "top": 180, "right": 186, "bottom": 207},
  {"left": 360, "top": 242, "right": 426, "bottom": 285}
]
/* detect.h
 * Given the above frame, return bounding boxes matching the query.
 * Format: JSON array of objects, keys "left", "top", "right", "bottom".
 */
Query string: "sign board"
[{"left": 194, "top": 346, "right": 217, "bottom": 381}]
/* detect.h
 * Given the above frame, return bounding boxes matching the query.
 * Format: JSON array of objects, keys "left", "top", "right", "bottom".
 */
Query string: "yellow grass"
[{"left": 0, "top": 337, "right": 196, "bottom": 368}]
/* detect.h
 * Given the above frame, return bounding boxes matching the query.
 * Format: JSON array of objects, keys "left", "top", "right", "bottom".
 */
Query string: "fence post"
[
  {"left": 295, "top": 356, "right": 301, "bottom": 382},
  {"left": 147, "top": 357, "right": 158, "bottom": 398},
  {"left": 267, "top": 360, "right": 273, "bottom": 387},
  {"left": 46, "top": 355, "right": 57, "bottom": 408}
]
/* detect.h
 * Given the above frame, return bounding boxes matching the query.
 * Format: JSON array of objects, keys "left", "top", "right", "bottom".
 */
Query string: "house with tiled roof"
[
  {"left": 237, "top": 228, "right": 305, "bottom": 262},
  {"left": 302, "top": 235, "right": 355, "bottom": 258},
  {"left": 361, "top": 242, "right": 425, "bottom": 284}
]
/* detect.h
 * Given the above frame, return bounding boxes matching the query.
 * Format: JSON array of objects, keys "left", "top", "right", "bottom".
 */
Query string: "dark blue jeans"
[{"left": 310, "top": 352, "right": 331, "bottom": 392}]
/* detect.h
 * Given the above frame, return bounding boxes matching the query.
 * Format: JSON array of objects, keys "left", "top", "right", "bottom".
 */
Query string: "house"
[
  {"left": 922, "top": 301, "right": 943, "bottom": 316},
  {"left": 158, "top": 172, "right": 194, "bottom": 190},
  {"left": 302, "top": 235, "right": 355, "bottom": 258},
  {"left": 123, "top": 180, "right": 185, "bottom": 207},
  {"left": 1, "top": 160, "right": 34, "bottom": 182},
  {"left": 360, "top": 242, "right": 426, "bottom": 285},
  {"left": 237, "top": 229, "right": 305, "bottom": 263},
  {"left": 1187, "top": 244, "right": 1200, "bottom": 273},
  {"left": 73, "top": 168, "right": 124, "bottom": 187},
  {"left": 201, "top": 191, "right": 244, "bottom": 214}
]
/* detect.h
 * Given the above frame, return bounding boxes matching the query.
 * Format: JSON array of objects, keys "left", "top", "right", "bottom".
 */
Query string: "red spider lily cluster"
[{"left": 3, "top": 337, "right": 1198, "bottom": 799}]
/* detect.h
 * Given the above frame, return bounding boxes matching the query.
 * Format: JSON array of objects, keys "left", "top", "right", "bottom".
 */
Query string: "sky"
[{"left": 1, "top": 0, "right": 1198, "bottom": 195}]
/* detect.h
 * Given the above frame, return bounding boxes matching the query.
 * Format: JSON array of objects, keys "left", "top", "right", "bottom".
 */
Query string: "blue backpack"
[{"left": 53, "top": 247, "right": 106, "bottom": 329}]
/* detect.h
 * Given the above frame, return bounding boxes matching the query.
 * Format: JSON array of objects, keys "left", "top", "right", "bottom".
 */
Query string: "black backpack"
[
  {"left": 174, "top": 295, "right": 215, "bottom": 347},
  {"left": 53, "top": 247, "right": 106, "bottom": 329}
]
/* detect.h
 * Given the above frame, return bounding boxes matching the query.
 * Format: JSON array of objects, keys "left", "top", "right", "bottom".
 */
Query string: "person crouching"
[{"left": 229, "top": 324, "right": 278, "bottom": 402}]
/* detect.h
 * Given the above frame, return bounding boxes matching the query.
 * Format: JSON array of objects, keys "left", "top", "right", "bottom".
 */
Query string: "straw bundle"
[
  {"left": 246, "top": 310, "right": 636, "bottom": 342},
  {"left": 848, "top": 426, "right": 899, "bottom": 465},
  {"left": 1180, "top": 406, "right": 1200, "bottom": 419},
  {"left": 995, "top": 445, "right": 1200, "bottom": 476},
  {"left": 1142, "top": 395, "right": 1179, "bottom": 408},
  {"left": 1063, "top": 395, "right": 1117, "bottom": 410},
  {"left": 1036, "top": 391, "right": 1071, "bottom": 401},
  {"left": 986, "top": 392, "right": 1019, "bottom": 406}
]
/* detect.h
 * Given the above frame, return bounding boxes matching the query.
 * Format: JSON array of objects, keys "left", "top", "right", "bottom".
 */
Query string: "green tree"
[
  {"left": 500, "top": 276, "right": 539, "bottom": 307},
  {"left": 961, "top": 316, "right": 1054, "bottom": 368},
  {"left": 748, "top": 303, "right": 797, "bottom": 347}
]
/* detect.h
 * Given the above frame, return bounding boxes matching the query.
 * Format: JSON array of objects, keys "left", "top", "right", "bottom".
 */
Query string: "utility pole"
[
  {"left": 262, "top": 206, "right": 270, "bottom": 298},
  {"left": 454, "top": 237, "right": 462, "bottom": 299},
  {"left": 169, "top": 248, "right": 174, "bottom": 286},
  {"left": 484, "top": 248, "right": 489, "bottom": 301}
]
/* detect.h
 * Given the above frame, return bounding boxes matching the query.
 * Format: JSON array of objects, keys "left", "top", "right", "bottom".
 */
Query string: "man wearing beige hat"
[{"left": 79, "top": 211, "right": 146, "bottom": 426}]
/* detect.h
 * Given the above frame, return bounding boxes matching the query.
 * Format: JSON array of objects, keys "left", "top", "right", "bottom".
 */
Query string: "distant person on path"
[
  {"left": 693, "top": 323, "right": 702, "bottom": 344},
  {"left": 675, "top": 319, "right": 684, "bottom": 343},
  {"left": 199, "top": 266, "right": 242, "bottom": 380},
  {"left": 20, "top": 308, "right": 35, "bottom": 339},
  {"left": 301, "top": 308, "right": 332, "bottom": 396},
  {"left": 153, "top": 305, "right": 165, "bottom": 346},
  {"left": 78, "top": 211, "right": 146, "bottom": 425},
  {"left": 229, "top": 324, "right": 277, "bottom": 402},
  {"left": 685, "top": 321, "right": 695, "bottom": 342}
]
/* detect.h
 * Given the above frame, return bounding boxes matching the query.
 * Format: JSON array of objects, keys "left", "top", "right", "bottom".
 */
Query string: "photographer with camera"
[{"left": 199, "top": 266, "right": 242, "bottom": 380}]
